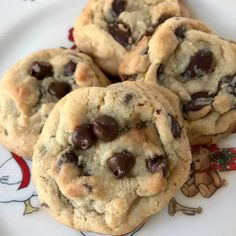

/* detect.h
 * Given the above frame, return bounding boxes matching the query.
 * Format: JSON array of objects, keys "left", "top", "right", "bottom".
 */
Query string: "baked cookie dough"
[
  {"left": 0, "top": 48, "right": 110, "bottom": 157},
  {"left": 32, "top": 81, "right": 191, "bottom": 235},
  {"left": 73, "top": 0, "right": 190, "bottom": 75},
  {"left": 120, "top": 17, "right": 236, "bottom": 144}
]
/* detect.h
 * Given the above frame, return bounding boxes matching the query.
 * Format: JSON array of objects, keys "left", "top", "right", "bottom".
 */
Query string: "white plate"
[{"left": 0, "top": 1, "right": 236, "bottom": 236}]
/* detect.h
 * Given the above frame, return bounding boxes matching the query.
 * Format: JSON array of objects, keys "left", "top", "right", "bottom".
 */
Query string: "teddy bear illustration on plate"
[{"left": 181, "top": 147, "right": 224, "bottom": 198}]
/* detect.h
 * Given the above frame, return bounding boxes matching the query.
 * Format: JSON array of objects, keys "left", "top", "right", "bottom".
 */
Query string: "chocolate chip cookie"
[
  {"left": 32, "top": 81, "right": 191, "bottom": 235},
  {"left": 120, "top": 17, "right": 236, "bottom": 144},
  {"left": 0, "top": 48, "right": 110, "bottom": 157},
  {"left": 73, "top": 0, "right": 190, "bottom": 76}
]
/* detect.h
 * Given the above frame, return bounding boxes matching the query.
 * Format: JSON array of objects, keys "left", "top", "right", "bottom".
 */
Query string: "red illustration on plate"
[
  {"left": 181, "top": 146, "right": 224, "bottom": 198},
  {"left": 0, "top": 150, "right": 39, "bottom": 215},
  {"left": 169, "top": 143, "right": 236, "bottom": 217},
  {"left": 68, "top": 27, "right": 76, "bottom": 49}
]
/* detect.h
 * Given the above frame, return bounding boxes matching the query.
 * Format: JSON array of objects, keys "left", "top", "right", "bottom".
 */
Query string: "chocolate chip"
[
  {"left": 81, "top": 170, "right": 91, "bottom": 176},
  {"left": 229, "top": 86, "right": 236, "bottom": 96},
  {"left": 146, "top": 155, "right": 169, "bottom": 177},
  {"left": 217, "top": 74, "right": 235, "bottom": 92},
  {"left": 64, "top": 61, "right": 77, "bottom": 76},
  {"left": 82, "top": 183, "right": 93, "bottom": 193},
  {"left": 41, "top": 203, "right": 49, "bottom": 208},
  {"left": 181, "top": 49, "right": 216, "bottom": 79},
  {"left": 220, "top": 75, "right": 235, "bottom": 85},
  {"left": 146, "top": 28, "right": 155, "bottom": 37},
  {"left": 168, "top": 114, "right": 182, "bottom": 138},
  {"left": 124, "top": 94, "right": 133, "bottom": 104},
  {"left": 190, "top": 162, "right": 195, "bottom": 171},
  {"left": 72, "top": 124, "right": 96, "bottom": 150},
  {"left": 146, "top": 15, "right": 173, "bottom": 36},
  {"left": 39, "top": 145, "right": 47, "bottom": 156},
  {"left": 108, "top": 22, "right": 132, "bottom": 48},
  {"left": 158, "top": 14, "right": 173, "bottom": 25},
  {"left": 57, "top": 150, "right": 78, "bottom": 169},
  {"left": 112, "top": 0, "right": 126, "bottom": 16},
  {"left": 136, "top": 121, "right": 147, "bottom": 129},
  {"left": 121, "top": 74, "right": 137, "bottom": 81},
  {"left": 92, "top": 115, "right": 119, "bottom": 142},
  {"left": 107, "top": 151, "right": 136, "bottom": 179},
  {"left": 48, "top": 81, "right": 71, "bottom": 99},
  {"left": 156, "top": 64, "right": 165, "bottom": 83},
  {"left": 4, "top": 129, "right": 8, "bottom": 136},
  {"left": 175, "top": 25, "right": 187, "bottom": 39},
  {"left": 30, "top": 61, "right": 53, "bottom": 80},
  {"left": 139, "top": 47, "right": 149, "bottom": 55},
  {"left": 183, "top": 91, "right": 214, "bottom": 112}
]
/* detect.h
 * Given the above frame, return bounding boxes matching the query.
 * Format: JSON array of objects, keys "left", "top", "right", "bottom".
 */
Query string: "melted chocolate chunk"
[
  {"left": 191, "top": 91, "right": 212, "bottom": 100},
  {"left": 168, "top": 114, "right": 182, "bottom": 138},
  {"left": 146, "top": 15, "right": 173, "bottom": 36},
  {"left": 48, "top": 81, "right": 71, "bottom": 99},
  {"left": 64, "top": 61, "right": 77, "bottom": 76},
  {"left": 92, "top": 115, "right": 119, "bottom": 142},
  {"left": 183, "top": 91, "right": 214, "bottom": 112},
  {"left": 107, "top": 151, "right": 136, "bottom": 179},
  {"left": 30, "top": 61, "right": 53, "bottom": 80},
  {"left": 57, "top": 150, "right": 78, "bottom": 169},
  {"left": 220, "top": 75, "right": 235, "bottom": 85},
  {"left": 146, "top": 155, "right": 169, "bottom": 177},
  {"left": 156, "top": 64, "right": 165, "bottom": 83},
  {"left": 229, "top": 88, "right": 236, "bottom": 97},
  {"left": 121, "top": 74, "right": 137, "bottom": 81},
  {"left": 108, "top": 22, "right": 132, "bottom": 48},
  {"left": 175, "top": 25, "right": 187, "bottom": 39},
  {"left": 158, "top": 14, "right": 173, "bottom": 25},
  {"left": 82, "top": 183, "right": 93, "bottom": 193},
  {"left": 41, "top": 203, "right": 49, "bottom": 208},
  {"left": 72, "top": 124, "right": 96, "bottom": 150},
  {"left": 156, "top": 109, "right": 162, "bottom": 115},
  {"left": 181, "top": 49, "right": 216, "bottom": 79},
  {"left": 124, "top": 94, "right": 133, "bottom": 104},
  {"left": 229, "top": 85, "right": 236, "bottom": 96},
  {"left": 112, "top": 0, "right": 126, "bottom": 16},
  {"left": 217, "top": 74, "right": 236, "bottom": 92}
]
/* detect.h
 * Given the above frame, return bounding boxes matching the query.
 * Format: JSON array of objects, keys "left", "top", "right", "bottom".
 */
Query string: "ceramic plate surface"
[{"left": 0, "top": 1, "right": 236, "bottom": 236}]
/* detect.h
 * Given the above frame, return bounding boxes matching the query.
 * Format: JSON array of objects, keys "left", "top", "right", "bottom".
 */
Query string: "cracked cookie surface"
[
  {"left": 32, "top": 81, "right": 191, "bottom": 235},
  {"left": 73, "top": 0, "right": 189, "bottom": 75},
  {"left": 0, "top": 48, "right": 110, "bottom": 157},
  {"left": 120, "top": 17, "right": 236, "bottom": 144}
]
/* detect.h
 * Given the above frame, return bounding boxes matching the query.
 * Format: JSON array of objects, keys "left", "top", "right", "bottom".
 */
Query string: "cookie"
[
  {"left": 0, "top": 48, "right": 110, "bottom": 157},
  {"left": 73, "top": 0, "right": 190, "bottom": 76},
  {"left": 32, "top": 81, "right": 191, "bottom": 235},
  {"left": 120, "top": 17, "right": 236, "bottom": 144}
]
